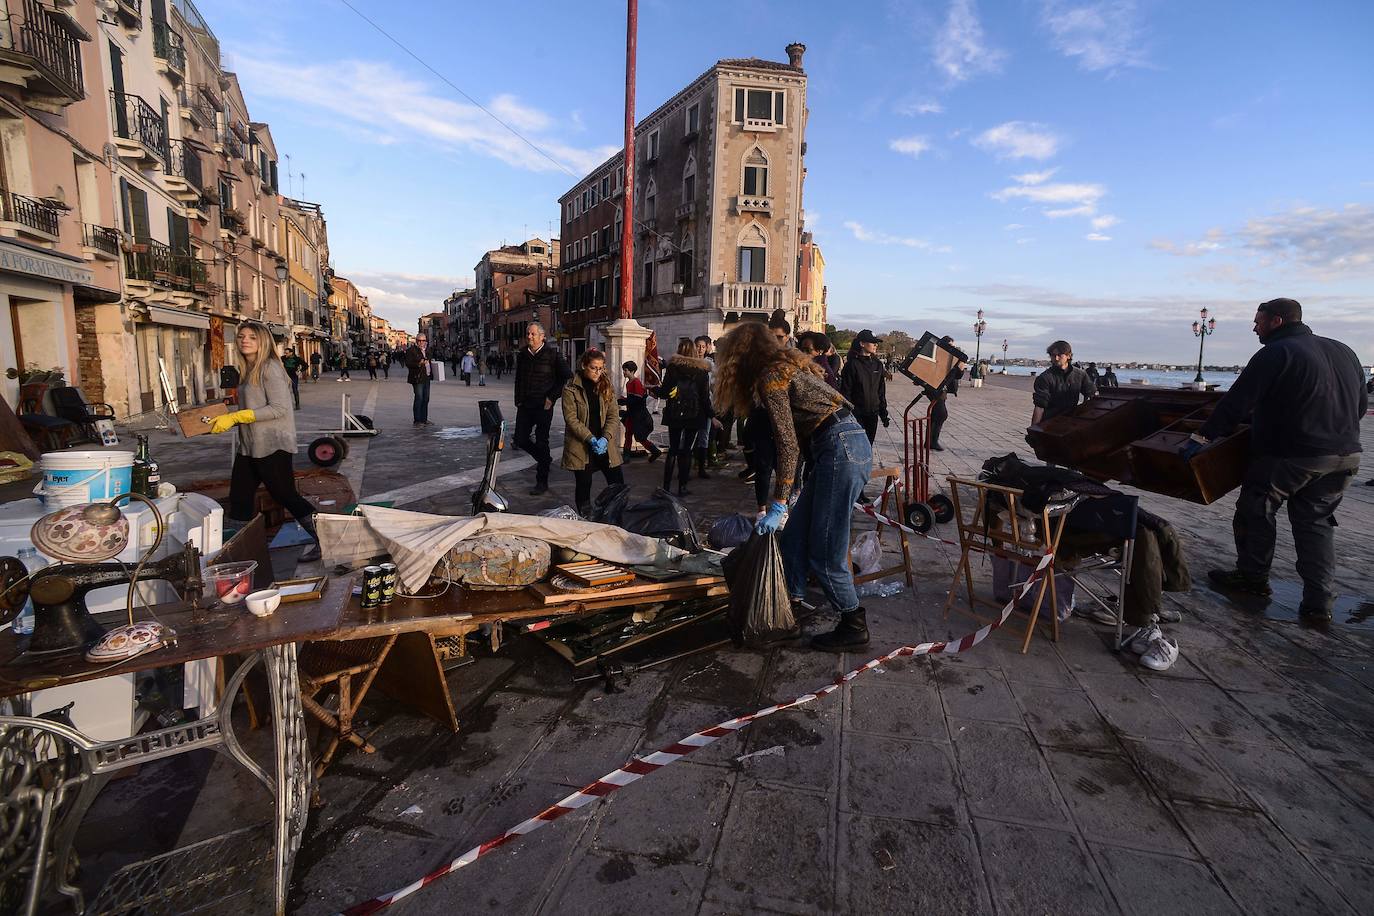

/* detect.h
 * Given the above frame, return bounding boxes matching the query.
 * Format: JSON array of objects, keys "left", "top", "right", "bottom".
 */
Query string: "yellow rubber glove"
[{"left": 209, "top": 409, "right": 256, "bottom": 434}]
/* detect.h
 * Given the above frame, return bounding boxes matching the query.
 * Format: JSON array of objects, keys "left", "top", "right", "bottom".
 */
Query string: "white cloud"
[
  {"left": 934, "top": 0, "right": 1006, "bottom": 84},
  {"left": 1046, "top": 204, "right": 1097, "bottom": 218},
  {"left": 1015, "top": 237, "right": 1036, "bottom": 245},
  {"left": 899, "top": 100, "right": 945, "bottom": 115},
  {"left": 1040, "top": 1, "right": 1150, "bottom": 72},
  {"left": 1091, "top": 214, "right": 1121, "bottom": 230},
  {"left": 845, "top": 220, "right": 951, "bottom": 253},
  {"left": 234, "top": 56, "right": 616, "bottom": 174},
  {"left": 992, "top": 180, "right": 1107, "bottom": 216},
  {"left": 1004, "top": 223, "right": 1026, "bottom": 231},
  {"left": 346, "top": 269, "right": 472, "bottom": 329},
  {"left": 1011, "top": 168, "right": 1059, "bottom": 186},
  {"left": 805, "top": 210, "right": 821, "bottom": 229},
  {"left": 1152, "top": 204, "right": 1374, "bottom": 277},
  {"left": 974, "top": 121, "right": 1061, "bottom": 160},
  {"left": 889, "top": 135, "right": 933, "bottom": 158},
  {"left": 1084, "top": 232, "right": 1112, "bottom": 241}
]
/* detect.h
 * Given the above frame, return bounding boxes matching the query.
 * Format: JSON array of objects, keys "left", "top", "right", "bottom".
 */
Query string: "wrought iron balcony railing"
[
  {"left": 152, "top": 21, "right": 186, "bottom": 76},
  {"left": 13, "top": 0, "right": 84, "bottom": 101},
  {"left": 82, "top": 223, "right": 120, "bottom": 256},
  {"left": 125, "top": 238, "right": 208, "bottom": 292},
  {"left": 110, "top": 90, "right": 167, "bottom": 163},
  {"left": 1, "top": 186, "right": 60, "bottom": 237},
  {"left": 167, "top": 138, "right": 203, "bottom": 190}
]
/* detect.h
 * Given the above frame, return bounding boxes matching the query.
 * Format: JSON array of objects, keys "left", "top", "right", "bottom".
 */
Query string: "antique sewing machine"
[{"left": 0, "top": 541, "right": 204, "bottom": 656}]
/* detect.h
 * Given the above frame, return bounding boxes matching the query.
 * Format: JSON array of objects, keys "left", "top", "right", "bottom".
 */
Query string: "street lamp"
[
  {"left": 972, "top": 309, "right": 987, "bottom": 373},
  {"left": 274, "top": 260, "right": 288, "bottom": 282},
  {"left": 1191, "top": 307, "right": 1216, "bottom": 384},
  {"left": 1001, "top": 338, "right": 1008, "bottom": 373}
]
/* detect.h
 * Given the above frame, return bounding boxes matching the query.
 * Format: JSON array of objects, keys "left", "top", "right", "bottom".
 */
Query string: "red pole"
[{"left": 618, "top": 0, "right": 637, "bottom": 320}]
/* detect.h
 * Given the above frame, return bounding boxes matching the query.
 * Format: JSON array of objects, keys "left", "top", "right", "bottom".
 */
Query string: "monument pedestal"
[{"left": 603, "top": 317, "right": 652, "bottom": 397}]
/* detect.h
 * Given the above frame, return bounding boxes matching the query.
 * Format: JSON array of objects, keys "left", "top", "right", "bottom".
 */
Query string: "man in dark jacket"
[
  {"left": 839, "top": 329, "right": 889, "bottom": 444},
  {"left": 1031, "top": 339, "right": 1096, "bottom": 425},
  {"left": 404, "top": 334, "right": 434, "bottom": 425},
  {"left": 1189, "top": 298, "right": 1366, "bottom": 619},
  {"left": 928, "top": 335, "right": 965, "bottom": 451},
  {"left": 513, "top": 322, "right": 571, "bottom": 494}
]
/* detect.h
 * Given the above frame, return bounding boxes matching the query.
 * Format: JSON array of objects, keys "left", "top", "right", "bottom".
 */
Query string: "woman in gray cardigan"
[{"left": 210, "top": 321, "right": 321, "bottom": 560}]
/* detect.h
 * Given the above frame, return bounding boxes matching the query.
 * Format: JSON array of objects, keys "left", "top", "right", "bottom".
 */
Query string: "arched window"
[
  {"left": 682, "top": 153, "right": 697, "bottom": 204},
  {"left": 743, "top": 147, "right": 768, "bottom": 197},
  {"left": 644, "top": 176, "right": 657, "bottom": 221},
  {"left": 737, "top": 223, "right": 767, "bottom": 283}
]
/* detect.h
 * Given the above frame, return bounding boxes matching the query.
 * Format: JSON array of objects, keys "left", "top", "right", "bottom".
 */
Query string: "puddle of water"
[
  {"left": 433, "top": 426, "right": 484, "bottom": 440},
  {"left": 1209, "top": 577, "right": 1374, "bottom": 629}
]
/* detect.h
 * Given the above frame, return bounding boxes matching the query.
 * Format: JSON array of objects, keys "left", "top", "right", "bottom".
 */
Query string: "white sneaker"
[
  {"left": 1126, "top": 622, "right": 1162, "bottom": 655},
  {"left": 1140, "top": 637, "right": 1179, "bottom": 671},
  {"left": 1089, "top": 606, "right": 1120, "bottom": 626}
]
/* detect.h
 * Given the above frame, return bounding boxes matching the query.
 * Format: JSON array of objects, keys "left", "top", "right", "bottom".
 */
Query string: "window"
[
  {"left": 590, "top": 185, "right": 598, "bottom": 206},
  {"left": 743, "top": 148, "right": 768, "bottom": 196},
  {"left": 600, "top": 176, "right": 609, "bottom": 197},
  {"left": 613, "top": 167, "right": 622, "bottom": 191},
  {"left": 686, "top": 102, "right": 700, "bottom": 134},
  {"left": 582, "top": 189, "right": 590, "bottom": 210},
  {"left": 733, "top": 87, "right": 786, "bottom": 126},
  {"left": 738, "top": 246, "right": 765, "bottom": 283},
  {"left": 677, "top": 250, "right": 694, "bottom": 292},
  {"left": 120, "top": 178, "right": 150, "bottom": 238},
  {"left": 590, "top": 229, "right": 598, "bottom": 252},
  {"left": 643, "top": 253, "right": 655, "bottom": 297},
  {"left": 602, "top": 225, "right": 611, "bottom": 251},
  {"left": 646, "top": 130, "right": 659, "bottom": 161},
  {"left": 682, "top": 154, "right": 697, "bottom": 203},
  {"left": 644, "top": 177, "right": 656, "bottom": 221}
]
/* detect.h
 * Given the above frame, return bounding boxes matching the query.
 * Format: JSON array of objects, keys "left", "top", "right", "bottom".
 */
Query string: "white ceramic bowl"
[{"left": 246, "top": 588, "right": 281, "bottom": 617}]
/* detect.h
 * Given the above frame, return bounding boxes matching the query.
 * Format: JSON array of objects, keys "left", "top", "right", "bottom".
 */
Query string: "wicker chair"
[{"left": 297, "top": 635, "right": 397, "bottom": 779}]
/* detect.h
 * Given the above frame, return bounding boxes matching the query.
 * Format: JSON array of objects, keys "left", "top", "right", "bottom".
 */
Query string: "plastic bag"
[
  {"left": 622, "top": 488, "right": 700, "bottom": 551},
  {"left": 720, "top": 531, "right": 795, "bottom": 644},
  {"left": 709, "top": 513, "right": 755, "bottom": 550},
  {"left": 538, "top": 505, "right": 584, "bottom": 521},
  {"left": 851, "top": 531, "right": 882, "bottom": 577},
  {"left": 589, "top": 483, "right": 631, "bottom": 526}
]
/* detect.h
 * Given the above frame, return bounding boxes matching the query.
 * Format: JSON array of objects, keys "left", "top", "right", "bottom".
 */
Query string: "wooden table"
[{"left": 0, "top": 581, "right": 352, "bottom": 915}]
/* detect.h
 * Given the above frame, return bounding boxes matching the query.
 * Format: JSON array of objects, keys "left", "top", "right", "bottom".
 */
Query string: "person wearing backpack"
[{"left": 656, "top": 338, "right": 713, "bottom": 496}]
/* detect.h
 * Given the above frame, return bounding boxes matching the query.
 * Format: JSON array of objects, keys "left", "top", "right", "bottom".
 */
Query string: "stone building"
[
  {"left": 280, "top": 196, "right": 330, "bottom": 365},
  {"left": 796, "top": 230, "right": 826, "bottom": 333},
  {"left": 472, "top": 237, "right": 558, "bottom": 357},
  {"left": 559, "top": 43, "right": 809, "bottom": 354}
]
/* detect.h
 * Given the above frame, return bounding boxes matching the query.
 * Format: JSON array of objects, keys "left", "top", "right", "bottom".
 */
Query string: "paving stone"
[
  {"left": 640, "top": 698, "right": 751, "bottom": 767},
  {"left": 670, "top": 648, "right": 767, "bottom": 706},
  {"left": 1226, "top": 688, "right": 1369, "bottom": 766},
  {"left": 1175, "top": 802, "right": 1355, "bottom": 915},
  {"left": 950, "top": 719, "right": 1068, "bottom": 827},
  {"left": 706, "top": 786, "right": 833, "bottom": 913},
  {"left": 521, "top": 717, "right": 644, "bottom": 787},
  {"left": 864, "top": 649, "right": 938, "bottom": 684},
  {"left": 1121, "top": 738, "right": 1253, "bottom": 808},
  {"left": 1011, "top": 683, "right": 1118, "bottom": 751},
  {"left": 1310, "top": 854, "right": 1374, "bottom": 913},
  {"left": 1189, "top": 645, "right": 1293, "bottom": 693},
  {"left": 1044, "top": 749, "right": 1192, "bottom": 855},
  {"left": 1143, "top": 678, "right": 1279, "bottom": 745},
  {"left": 842, "top": 732, "right": 961, "bottom": 826},
  {"left": 975, "top": 819, "right": 1113, "bottom": 915},
  {"left": 846, "top": 676, "right": 948, "bottom": 741},
  {"left": 294, "top": 822, "right": 450, "bottom": 916},
  {"left": 1199, "top": 739, "right": 1374, "bottom": 859},
  {"left": 995, "top": 642, "right": 1080, "bottom": 688},
  {"left": 737, "top": 704, "right": 840, "bottom": 794},
  {"left": 591, "top": 761, "right": 732, "bottom": 866},
  {"left": 1276, "top": 664, "right": 1374, "bottom": 737},
  {"left": 837, "top": 813, "right": 988, "bottom": 915},
  {"left": 547, "top": 849, "right": 707, "bottom": 916},
  {"left": 935, "top": 663, "right": 1024, "bottom": 725},
  {"left": 1092, "top": 845, "right": 1241, "bottom": 916},
  {"left": 1077, "top": 672, "right": 1192, "bottom": 740},
  {"left": 568, "top": 670, "right": 672, "bottom": 726},
  {"left": 759, "top": 649, "right": 843, "bottom": 703}
]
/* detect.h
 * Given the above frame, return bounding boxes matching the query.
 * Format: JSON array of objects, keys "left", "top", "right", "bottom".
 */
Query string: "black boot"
[
  {"left": 648, "top": 444, "right": 662, "bottom": 462},
  {"left": 695, "top": 447, "right": 710, "bottom": 479},
  {"left": 662, "top": 455, "right": 675, "bottom": 491},
  {"left": 811, "top": 608, "right": 869, "bottom": 652},
  {"left": 297, "top": 514, "right": 322, "bottom": 562}
]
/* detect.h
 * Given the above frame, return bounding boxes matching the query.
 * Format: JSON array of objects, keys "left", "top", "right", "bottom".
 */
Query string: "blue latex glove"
[
  {"left": 1178, "top": 438, "right": 1205, "bottom": 461},
  {"left": 756, "top": 501, "right": 787, "bottom": 535},
  {"left": 590, "top": 437, "right": 608, "bottom": 455}
]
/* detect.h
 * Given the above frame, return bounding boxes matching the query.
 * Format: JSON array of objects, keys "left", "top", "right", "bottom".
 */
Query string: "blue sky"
[{"left": 205, "top": 0, "right": 1373, "bottom": 364}]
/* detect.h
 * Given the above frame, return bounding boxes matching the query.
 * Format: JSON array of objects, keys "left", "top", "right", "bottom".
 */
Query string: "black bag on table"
[
  {"left": 720, "top": 531, "right": 795, "bottom": 644},
  {"left": 589, "top": 482, "right": 632, "bottom": 526},
  {"left": 621, "top": 488, "right": 700, "bottom": 552}
]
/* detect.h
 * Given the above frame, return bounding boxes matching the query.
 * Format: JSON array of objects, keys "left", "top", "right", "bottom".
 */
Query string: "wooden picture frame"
[{"left": 272, "top": 575, "right": 328, "bottom": 603}]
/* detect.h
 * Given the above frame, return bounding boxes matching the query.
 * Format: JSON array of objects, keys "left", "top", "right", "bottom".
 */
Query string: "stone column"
[{"left": 603, "top": 317, "right": 652, "bottom": 398}]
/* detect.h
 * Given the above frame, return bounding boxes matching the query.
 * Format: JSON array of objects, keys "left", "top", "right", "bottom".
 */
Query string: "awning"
[
  {"left": 267, "top": 323, "right": 288, "bottom": 338},
  {"left": 146, "top": 304, "right": 211, "bottom": 330}
]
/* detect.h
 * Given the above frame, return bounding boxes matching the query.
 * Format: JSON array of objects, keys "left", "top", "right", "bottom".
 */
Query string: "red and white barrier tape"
[
  {"left": 336, "top": 552, "right": 1055, "bottom": 916},
  {"left": 854, "top": 500, "right": 962, "bottom": 547}
]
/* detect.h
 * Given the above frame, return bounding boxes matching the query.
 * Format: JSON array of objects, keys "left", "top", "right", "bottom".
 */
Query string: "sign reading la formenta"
[{"left": 0, "top": 240, "right": 95, "bottom": 287}]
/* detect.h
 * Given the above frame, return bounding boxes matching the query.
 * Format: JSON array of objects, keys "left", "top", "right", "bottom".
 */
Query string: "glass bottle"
[{"left": 13, "top": 547, "right": 49, "bottom": 636}]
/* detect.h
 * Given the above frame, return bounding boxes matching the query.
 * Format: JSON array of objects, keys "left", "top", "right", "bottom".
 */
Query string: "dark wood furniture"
[
  {"left": 17, "top": 382, "right": 78, "bottom": 451},
  {"left": 48, "top": 386, "right": 116, "bottom": 443}
]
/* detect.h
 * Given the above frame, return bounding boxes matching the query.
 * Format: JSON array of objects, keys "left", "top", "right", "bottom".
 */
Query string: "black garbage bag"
[
  {"left": 622, "top": 488, "right": 701, "bottom": 551},
  {"left": 720, "top": 531, "right": 795, "bottom": 644},
  {"left": 589, "top": 483, "right": 632, "bottom": 526},
  {"left": 709, "top": 513, "right": 755, "bottom": 550}
]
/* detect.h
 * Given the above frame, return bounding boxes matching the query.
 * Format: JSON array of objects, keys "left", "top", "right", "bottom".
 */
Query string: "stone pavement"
[{"left": 80, "top": 368, "right": 1374, "bottom": 915}]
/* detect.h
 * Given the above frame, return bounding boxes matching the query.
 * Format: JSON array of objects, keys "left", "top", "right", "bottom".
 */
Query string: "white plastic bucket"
[{"left": 36, "top": 449, "right": 135, "bottom": 507}]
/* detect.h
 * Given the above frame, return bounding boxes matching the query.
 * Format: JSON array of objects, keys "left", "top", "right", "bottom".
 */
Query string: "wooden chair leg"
[
  {"left": 899, "top": 528, "right": 914, "bottom": 587},
  {"left": 1020, "top": 575, "right": 1052, "bottom": 654}
]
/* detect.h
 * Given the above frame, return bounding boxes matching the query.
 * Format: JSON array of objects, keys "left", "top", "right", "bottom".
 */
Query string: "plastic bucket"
[{"left": 37, "top": 449, "right": 135, "bottom": 507}]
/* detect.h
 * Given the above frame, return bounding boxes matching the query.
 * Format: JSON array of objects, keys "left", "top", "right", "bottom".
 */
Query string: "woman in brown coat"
[{"left": 561, "top": 349, "right": 625, "bottom": 517}]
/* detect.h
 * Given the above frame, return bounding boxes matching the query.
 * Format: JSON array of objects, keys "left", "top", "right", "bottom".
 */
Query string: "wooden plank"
[
  {"left": 373, "top": 631, "right": 458, "bottom": 731},
  {"left": 529, "top": 574, "right": 724, "bottom": 606},
  {"left": 176, "top": 401, "right": 228, "bottom": 438}
]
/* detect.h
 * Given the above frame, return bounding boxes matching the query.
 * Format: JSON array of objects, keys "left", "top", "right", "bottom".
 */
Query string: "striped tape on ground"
[{"left": 336, "top": 552, "right": 1055, "bottom": 916}]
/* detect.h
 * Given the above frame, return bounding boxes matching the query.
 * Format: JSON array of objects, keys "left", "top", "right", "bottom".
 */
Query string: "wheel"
[
  {"left": 354, "top": 414, "right": 374, "bottom": 430},
  {"left": 333, "top": 435, "right": 350, "bottom": 459},
  {"left": 904, "top": 502, "right": 935, "bottom": 534},
  {"left": 308, "top": 436, "right": 343, "bottom": 467},
  {"left": 929, "top": 493, "right": 955, "bottom": 524}
]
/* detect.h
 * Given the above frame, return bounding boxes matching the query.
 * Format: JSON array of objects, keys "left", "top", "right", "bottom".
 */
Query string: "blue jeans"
[
  {"left": 781, "top": 416, "right": 872, "bottom": 612},
  {"left": 411, "top": 380, "right": 430, "bottom": 423}
]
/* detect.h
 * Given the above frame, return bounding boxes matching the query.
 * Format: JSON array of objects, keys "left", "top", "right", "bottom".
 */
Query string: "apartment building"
[
  {"left": 473, "top": 237, "right": 558, "bottom": 357},
  {"left": 796, "top": 229, "right": 825, "bottom": 333},
  {"left": 0, "top": 0, "right": 122, "bottom": 411},
  {"left": 328, "top": 273, "right": 369, "bottom": 363},
  {"left": 559, "top": 43, "right": 809, "bottom": 353},
  {"left": 280, "top": 196, "right": 330, "bottom": 364},
  {"left": 444, "top": 287, "right": 475, "bottom": 350}
]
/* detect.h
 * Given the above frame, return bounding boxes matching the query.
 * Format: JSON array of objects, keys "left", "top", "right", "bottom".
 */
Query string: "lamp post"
[
  {"left": 1192, "top": 307, "right": 1216, "bottom": 384},
  {"left": 972, "top": 308, "right": 987, "bottom": 371},
  {"left": 1001, "top": 338, "right": 1008, "bottom": 373}
]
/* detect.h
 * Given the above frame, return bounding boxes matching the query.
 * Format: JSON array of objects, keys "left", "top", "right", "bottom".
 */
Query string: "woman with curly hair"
[{"left": 715, "top": 321, "right": 874, "bottom": 651}]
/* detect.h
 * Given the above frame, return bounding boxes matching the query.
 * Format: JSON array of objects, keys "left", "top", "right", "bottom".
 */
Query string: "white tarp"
[{"left": 317, "top": 505, "right": 679, "bottom": 591}]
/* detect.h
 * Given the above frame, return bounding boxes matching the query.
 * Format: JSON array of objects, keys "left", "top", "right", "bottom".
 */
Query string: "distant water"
[{"left": 996, "top": 366, "right": 1238, "bottom": 391}]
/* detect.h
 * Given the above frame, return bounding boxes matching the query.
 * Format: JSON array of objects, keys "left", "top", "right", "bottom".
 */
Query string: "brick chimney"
[{"left": 785, "top": 43, "right": 806, "bottom": 68}]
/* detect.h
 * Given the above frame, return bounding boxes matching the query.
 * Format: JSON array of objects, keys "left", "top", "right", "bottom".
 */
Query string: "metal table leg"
[{"left": 264, "top": 642, "right": 310, "bottom": 913}]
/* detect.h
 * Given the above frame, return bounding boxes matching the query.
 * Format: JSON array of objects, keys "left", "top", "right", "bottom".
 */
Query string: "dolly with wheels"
[
  {"left": 899, "top": 393, "right": 955, "bottom": 534},
  {"left": 301, "top": 393, "right": 378, "bottom": 467}
]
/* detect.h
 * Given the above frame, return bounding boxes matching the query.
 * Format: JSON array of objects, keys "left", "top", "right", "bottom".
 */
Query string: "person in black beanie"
[{"left": 839, "top": 328, "right": 889, "bottom": 444}]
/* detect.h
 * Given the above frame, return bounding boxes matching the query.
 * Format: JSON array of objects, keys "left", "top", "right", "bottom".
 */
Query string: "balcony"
[
  {"left": 733, "top": 195, "right": 773, "bottom": 216},
  {"left": 219, "top": 208, "right": 244, "bottom": 240},
  {"left": 152, "top": 21, "right": 186, "bottom": 83},
  {"left": 217, "top": 129, "right": 243, "bottom": 159},
  {"left": 0, "top": 186, "right": 60, "bottom": 241},
  {"left": 113, "top": 0, "right": 142, "bottom": 29},
  {"left": 82, "top": 223, "right": 120, "bottom": 260},
  {"left": 164, "top": 138, "right": 203, "bottom": 201},
  {"left": 721, "top": 281, "right": 784, "bottom": 315},
  {"left": 0, "top": 0, "right": 85, "bottom": 107},
  {"left": 125, "top": 238, "right": 207, "bottom": 294},
  {"left": 742, "top": 117, "right": 777, "bottom": 133},
  {"left": 675, "top": 201, "right": 696, "bottom": 222},
  {"left": 110, "top": 90, "right": 167, "bottom": 165}
]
